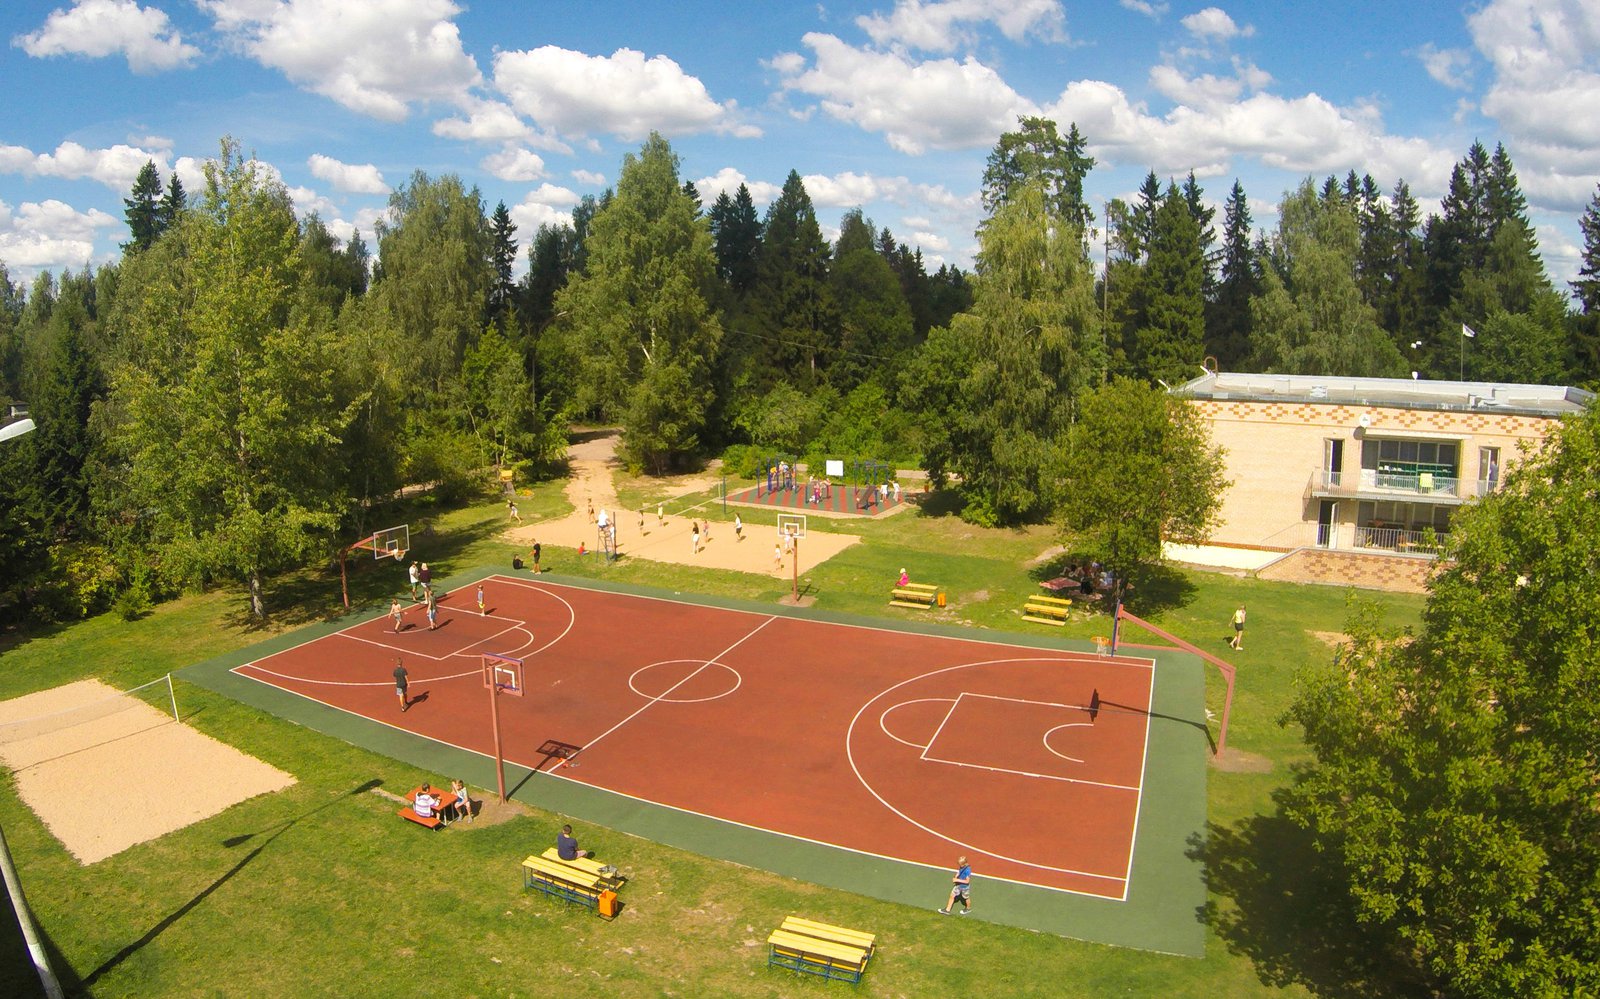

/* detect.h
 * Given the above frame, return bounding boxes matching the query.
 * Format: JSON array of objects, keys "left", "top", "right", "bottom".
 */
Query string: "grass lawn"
[{"left": 0, "top": 477, "right": 1426, "bottom": 998}]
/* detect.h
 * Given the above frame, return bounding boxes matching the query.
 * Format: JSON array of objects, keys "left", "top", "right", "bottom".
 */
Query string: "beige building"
[{"left": 1179, "top": 371, "right": 1594, "bottom": 556}]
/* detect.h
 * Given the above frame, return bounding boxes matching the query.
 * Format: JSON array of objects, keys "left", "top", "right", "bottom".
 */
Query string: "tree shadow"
[
  {"left": 1025, "top": 554, "right": 1197, "bottom": 616},
  {"left": 1195, "top": 807, "right": 1430, "bottom": 998},
  {"left": 79, "top": 778, "right": 383, "bottom": 992}
]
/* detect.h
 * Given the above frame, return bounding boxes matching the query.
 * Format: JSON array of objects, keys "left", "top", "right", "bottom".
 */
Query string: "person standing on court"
[
  {"left": 408, "top": 561, "right": 420, "bottom": 601},
  {"left": 1229, "top": 604, "right": 1247, "bottom": 650},
  {"left": 476, "top": 583, "right": 486, "bottom": 616},
  {"left": 426, "top": 592, "right": 439, "bottom": 631},
  {"left": 393, "top": 658, "right": 409, "bottom": 712},
  {"left": 418, "top": 562, "right": 432, "bottom": 596},
  {"left": 390, "top": 598, "right": 404, "bottom": 633},
  {"left": 939, "top": 856, "right": 972, "bottom": 914}
]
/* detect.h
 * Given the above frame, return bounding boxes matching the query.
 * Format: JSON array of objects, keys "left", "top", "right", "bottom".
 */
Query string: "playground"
[{"left": 186, "top": 571, "right": 1209, "bottom": 952}]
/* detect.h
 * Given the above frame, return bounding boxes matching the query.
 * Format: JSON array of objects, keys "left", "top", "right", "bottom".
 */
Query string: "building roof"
[{"left": 1176, "top": 371, "right": 1594, "bottom": 418}]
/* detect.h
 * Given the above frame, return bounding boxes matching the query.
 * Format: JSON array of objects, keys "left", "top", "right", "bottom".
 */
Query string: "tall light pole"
[{"left": 0, "top": 417, "right": 65, "bottom": 999}]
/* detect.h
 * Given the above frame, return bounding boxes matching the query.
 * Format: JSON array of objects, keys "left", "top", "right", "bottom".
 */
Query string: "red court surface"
[{"left": 235, "top": 576, "right": 1157, "bottom": 899}]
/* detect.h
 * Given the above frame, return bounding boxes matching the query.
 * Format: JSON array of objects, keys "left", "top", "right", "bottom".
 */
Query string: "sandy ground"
[
  {"left": 503, "top": 431, "right": 860, "bottom": 577},
  {"left": 0, "top": 680, "right": 295, "bottom": 864}
]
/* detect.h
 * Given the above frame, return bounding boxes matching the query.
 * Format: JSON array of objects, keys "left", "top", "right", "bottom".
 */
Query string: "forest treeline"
[{"left": 2, "top": 122, "right": 1599, "bottom": 620}]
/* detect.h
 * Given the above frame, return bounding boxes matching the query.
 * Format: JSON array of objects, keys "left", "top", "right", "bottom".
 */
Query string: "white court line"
[
  {"left": 846, "top": 657, "right": 1148, "bottom": 886},
  {"left": 918, "top": 694, "right": 1135, "bottom": 789},
  {"left": 877, "top": 697, "right": 954, "bottom": 749},
  {"left": 1116, "top": 657, "right": 1160, "bottom": 902},
  {"left": 226, "top": 659, "right": 1133, "bottom": 899},
  {"left": 565, "top": 615, "right": 778, "bottom": 762}
]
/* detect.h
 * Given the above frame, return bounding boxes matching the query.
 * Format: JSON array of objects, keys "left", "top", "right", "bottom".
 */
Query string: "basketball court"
[{"left": 181, "top": 570, "right": 1207, "bottom": 953}]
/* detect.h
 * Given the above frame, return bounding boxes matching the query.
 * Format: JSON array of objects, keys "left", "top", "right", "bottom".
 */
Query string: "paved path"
[{"left": 503, "top": 432, "right": 860, "bottom": 577}]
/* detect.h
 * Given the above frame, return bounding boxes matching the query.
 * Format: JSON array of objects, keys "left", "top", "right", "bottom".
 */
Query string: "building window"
[
  {"left": 1361, "top": 438, "right": 1458, "bottom": 490},
  {"left": 1479, "top": 446, "right": 1500, "bottom": 492}
]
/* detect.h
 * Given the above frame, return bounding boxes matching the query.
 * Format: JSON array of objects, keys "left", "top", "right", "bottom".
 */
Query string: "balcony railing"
[
  {"left": 1353, "top": 525, "right": 1448, "bottom": 554},
  {"left": 1309, "top": 470, "right": 1479, "bottom": 501}
]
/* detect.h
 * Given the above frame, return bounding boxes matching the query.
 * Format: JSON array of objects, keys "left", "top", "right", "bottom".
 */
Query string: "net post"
[{"left": 166, "top": 673, "right": 179, "bottom": 723}]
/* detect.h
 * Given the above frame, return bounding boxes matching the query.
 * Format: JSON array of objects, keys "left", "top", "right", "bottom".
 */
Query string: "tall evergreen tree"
[
  {"left": 123, "top": 160, "right": 163, "bottom": 251},
  {"left": 0, "top": 260, "right": 23, "bottom": 403},
  {"left": 748, "top": 171, "right": 837, "bottom": 387},
  {"left": 158, "top": 173, "right": 187, "bottom": 232},
  {"left": 1571, "top": 184, "right": 1600, "bottom": 382},
  {"left": 1133, "top": 183, "right": 1206, "bottom": 384},
  {"left": 1208, "top": 180, "right": 1257, "bottom": 368},
  {"left": 830, "top": 209, "right": 914, "bottom": 390},
  {"left": 707, "top": 184, "right": 762, "bottom": 295},
  {"left": 488, "top": 201, "right": 518, "bottom": 326},
  {"left": 29, "top": 293, "right": 98, "bottom": 537}
]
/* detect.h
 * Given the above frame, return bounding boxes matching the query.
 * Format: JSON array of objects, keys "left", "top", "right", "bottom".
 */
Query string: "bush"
[{"left": 38, "top": 542, "right": 122, "bottom": 620}]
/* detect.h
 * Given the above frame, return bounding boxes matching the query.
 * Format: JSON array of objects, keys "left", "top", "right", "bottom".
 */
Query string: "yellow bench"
[
  {"left": 780, "top": 916, "right": 876, "bottom": 957},
  {"left": 767, "top": 928, "right": 872, "bottom": 983},
  {"left": 890, "top": 584, "right": 944, "bottom": 610},
  {"left": 521, "top": 854, "right": 615, "bottom": 916},
  {"left": 1022, "top": 594, "right": 1072, "bottom": 626},
  {"left": 540, "top": 847, "right": 626, "bottom": 889}
]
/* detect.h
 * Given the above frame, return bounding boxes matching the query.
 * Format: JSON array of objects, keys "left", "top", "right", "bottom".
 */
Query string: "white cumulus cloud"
[
  {"left": 307, "top": 153, "right": 390, "bottom": 194},
  {"left": 15, "top": 0, "right": 200, "bottom": 73},
  {"left": 0, "top": 140, "right": 169, "bottom": 192},
  {"left": 507, "top": 183, "right": 582, "bottom": 234},
  {"left": 493, "top": 46, "right": 756, "bottom": 142},
  {"left": 482, "top": 147, "right": 546, "bottom": 182},
  {"left": 1181, "top": 7, "right": 1252, "bottom": 42},
  {"left": 1416, "top": 43, "right": 1472, "bottom": 90},
  {"left": 775, "top": 33, "right": 1031, "bottom": 154},
  {"left": 198, "top": 0, "right": 482, "bottom": 121},
  {"left": 693, "top": 168, "right": 782, "bottom": 206},
  {"left": 0, "top": 198, "right": 118, "bottom": 273},
  {"left": 570, "top": 169, "right": 606, "bottom": 186},
  {"left": 856, "top": 0, "right": 1067, "bottom": 53}
]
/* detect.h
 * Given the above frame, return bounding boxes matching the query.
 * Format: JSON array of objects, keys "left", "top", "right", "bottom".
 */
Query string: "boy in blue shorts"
[{"left": 939, "top": 856, "right": 971, "bottom": 914}]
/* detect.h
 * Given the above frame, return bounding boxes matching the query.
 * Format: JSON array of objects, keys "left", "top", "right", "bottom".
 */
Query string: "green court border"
[{"left": 179, "top": 566, "right": 1207, "bottom": 956}]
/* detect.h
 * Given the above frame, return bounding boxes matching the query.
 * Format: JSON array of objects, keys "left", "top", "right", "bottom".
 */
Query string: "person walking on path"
[
  {"left": 773, "top": 541, "right": 783, "bottom": 572},
  {"left": 691, "top": 523, "right": 700, "bottom": 555},
  {"left": 393, "top": 658, "right": 409, "bottom": 712},
  {"left": 1229, "top": 604, "right": 1247, "bottom": 650},
  {"left": 408, "top": 561, "right": 420, "bottom": 601},
  {"left": 734, "top": 513, "right": 743, "bottom": 541},
  {"left": 702, "top": 519, "right": 711, "bottom": 544},
  {"left": 939, "top": 856, "right": 972, "bottom": 914},
  {"left": 657, "top": 502, "right": 664, "bottom": 527},
  {"left": 638, "top": 508, "right": 645, "bottom": 535},
  {"left": 391, "top": 598, "right": 404, "bottom": 633}
]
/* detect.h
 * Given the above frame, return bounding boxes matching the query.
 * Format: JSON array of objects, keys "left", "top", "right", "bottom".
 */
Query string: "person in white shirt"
[{"left": 413, "top": 784, "right": 439, "bottom": 819}]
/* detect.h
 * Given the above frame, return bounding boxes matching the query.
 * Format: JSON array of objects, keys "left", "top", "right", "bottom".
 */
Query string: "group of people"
[{"left": 410, "top": 779, "right": 472, "bottom": 825}]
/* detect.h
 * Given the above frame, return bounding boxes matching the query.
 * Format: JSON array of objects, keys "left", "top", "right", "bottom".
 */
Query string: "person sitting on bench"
[
  {"left": 556, "top": 823, "right": 590, "bottom": 860},
  {"left": 413, "top": 784, "right": 439, "bottom": 820}
]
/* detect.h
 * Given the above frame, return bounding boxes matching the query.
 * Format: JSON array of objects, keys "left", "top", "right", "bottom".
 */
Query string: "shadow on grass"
[
  {"left": 0, "top": 863, "right": 83, "bottom": 999},
  {"left": 1025, "top": 554, "right": 1198, "bottom": 617},
  {"left": 1194, "top": 808, "right": 1429, "bottom": 998},
  {"left": 79, "top": 778, "right": 384, "bottom": 993}
]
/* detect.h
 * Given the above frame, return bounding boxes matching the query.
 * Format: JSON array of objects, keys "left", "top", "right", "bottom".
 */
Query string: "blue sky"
[{"left": 2, "top": 0, "right": 1597, "bottom": 293}]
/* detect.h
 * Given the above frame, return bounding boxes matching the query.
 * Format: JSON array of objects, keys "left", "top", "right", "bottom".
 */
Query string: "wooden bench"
[
  {"left": 1022, "top": 594, "right": 1072, "bottom": 626},
  {"left": 889, "top": 583, "right": 943, "bottom": 610},
  {"left": 540, "top": 847, "right": 626, "bottom": 890},
  {"left": 521, "top": 854, "right": 606, "bottom": 913},
  {"left": 767, "top": 926, "right": 872, "bottom": 984},
  {"left": 779, "top": 916, "right": 876, "bottom": 957},
  {"left": 398, "top": 806, "right": 442, "bottom": 829}
]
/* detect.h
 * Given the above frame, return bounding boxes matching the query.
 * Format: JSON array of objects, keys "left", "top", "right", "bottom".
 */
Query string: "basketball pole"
[
  {"left": 488, "top": 679, "right": 507, "bottom": 803},
  {"left": 791, "top": 534, "right": 800, "bottom": 602}
]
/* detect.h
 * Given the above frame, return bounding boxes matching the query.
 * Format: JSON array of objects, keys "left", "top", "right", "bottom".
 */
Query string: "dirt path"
[{"left": 504, "top": 432, "right": 860, "bottom": 577}]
